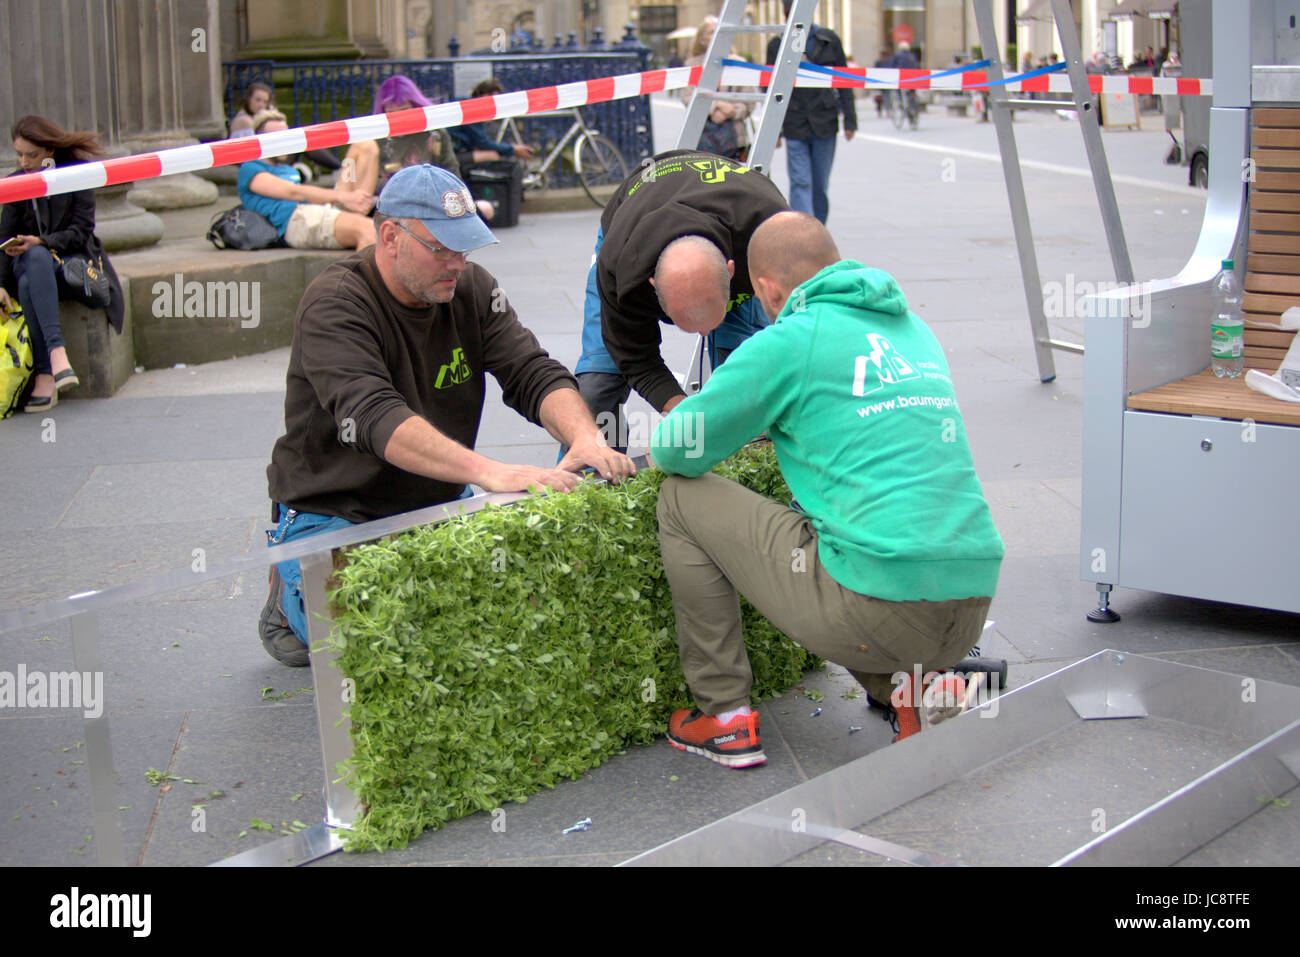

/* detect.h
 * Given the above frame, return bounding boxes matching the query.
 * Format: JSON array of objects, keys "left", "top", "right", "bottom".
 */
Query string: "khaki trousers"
[{"left": 657, "top": 473, "right": 990, "bottom": 713}]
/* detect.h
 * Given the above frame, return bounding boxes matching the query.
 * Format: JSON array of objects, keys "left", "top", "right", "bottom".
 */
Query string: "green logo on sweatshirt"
[
  {"left": 435, "top": 347, "right": 472, "bottom": 389},
  {"left": 687, "top": 158, "right": 749, "bottom": 184}
]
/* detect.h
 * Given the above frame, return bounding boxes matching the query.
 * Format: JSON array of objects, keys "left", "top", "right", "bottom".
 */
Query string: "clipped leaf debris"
[{"left": 329, "top": 444, "right": 818, "bottom": 851}]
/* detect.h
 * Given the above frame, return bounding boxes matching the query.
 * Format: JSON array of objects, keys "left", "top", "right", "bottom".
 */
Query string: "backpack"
[
  {"left": 206, "top": 206, "right": 283, "bottom": 250},
  {"left": 1, "top": 306, "right": 35, "bottom": 419}
]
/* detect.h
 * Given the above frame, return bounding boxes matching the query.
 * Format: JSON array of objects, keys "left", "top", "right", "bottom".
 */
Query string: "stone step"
[{"left": 110, "top": 239, "right": 338, "bottom": 370}]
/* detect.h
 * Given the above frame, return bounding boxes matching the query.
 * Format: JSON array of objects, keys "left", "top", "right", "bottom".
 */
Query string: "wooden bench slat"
[
  {"left": 1253, "top": 148, "right": 1300, "bottom": 168},
  {"left": 1249, "top": 233, "right": 1300, "bottom": 254},
  {"left": 1245, "top": 271, "right": 1300, "bottom": 293},
  {"left": 1244, "top": 326, "right": 1298, "bottom": 347},
  {"left": 1254, "top": 108, "right": 1300, "bottom": 128},
  {"left": 1247, "top": 252, "right": 1300, "bottom": 274},
  {"left": 1251, "top": 190, "right": 1300, "bottom": 212},
  {"left": 1243, "top": 291, "right": 1300, "bottom": 312},
  {"left": 1255, "top": 128, "right": 1300, "bottom": 148},
  {"left": 1244, "top": 306, "right": 1297, "bottom": 324},
  {"left": 1244, "top": 344, "right": 1290, "bottom": 361},
  {"left": 1127, "top": 369, "right": 1300, "bottom": 426},
  {"left": 1250, "top": 210, "right": 1300, "bottom": 232},
  {"left": 1253, "top": 170, "right": 1300, "bottom": 191}
]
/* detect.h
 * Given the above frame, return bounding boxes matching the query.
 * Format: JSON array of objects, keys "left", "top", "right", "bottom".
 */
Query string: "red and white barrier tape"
[
  {"left": 725, "top": 65, "right": 1210, "bottom": 97},
  {"left": 0, "top": 64, "right": 1209, "bottom": 204}
]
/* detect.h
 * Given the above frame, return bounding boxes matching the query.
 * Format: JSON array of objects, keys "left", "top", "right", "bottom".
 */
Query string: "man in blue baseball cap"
[{"left": 259, "top": 164, "right": 636, "bottom": 666}]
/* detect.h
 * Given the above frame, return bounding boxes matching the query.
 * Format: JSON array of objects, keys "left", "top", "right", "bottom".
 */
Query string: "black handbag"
[
  {"left": 206, "top": 206, "right": 282, "bottom": 250},
  {"left": 50, "top": 249, "right": 113, "bottom": 309}
]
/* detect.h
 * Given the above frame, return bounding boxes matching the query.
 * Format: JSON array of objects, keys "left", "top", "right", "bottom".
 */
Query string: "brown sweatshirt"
[{"left": 267, "top": 248, "right": 576, "bottom": 522}]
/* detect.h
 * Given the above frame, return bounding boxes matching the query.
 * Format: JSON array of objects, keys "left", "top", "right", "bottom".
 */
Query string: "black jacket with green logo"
[
  {"left": 268, "top": 249, "right": 575, "bottom": 522},
  {"left": 595, "top": 150, "right": 789, "bottom": 412}
]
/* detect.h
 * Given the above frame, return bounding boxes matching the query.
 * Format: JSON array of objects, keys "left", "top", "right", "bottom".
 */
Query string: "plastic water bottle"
[{"left": 1210, "top": 259, "right": 1243, "bottom": 378}]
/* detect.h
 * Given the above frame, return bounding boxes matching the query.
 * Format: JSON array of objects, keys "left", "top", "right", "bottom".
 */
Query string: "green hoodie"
[{"left": 650, "top": 260, "right": 1003, "bottom": 602}]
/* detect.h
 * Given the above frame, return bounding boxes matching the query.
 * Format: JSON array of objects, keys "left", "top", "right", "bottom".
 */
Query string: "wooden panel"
[
  {"left": 1254, "top": 107, "right": 1300, "bottom": 128},
  {"left": 1127, "top": 369, "right": 1300, "bottom": 426},
  {"left": 1247, "top": 252, "right": 1300, "bottom": 274},
  {"left": 1244, "top": 344, "right": 1289, "bottom": 363},
  {"left": 1244, "top": 307, "right": 1293, "bottom": 324},
  {"left": 1250, "top": 210, "right": 1300, "bottom": 232},
  {"left": 1245, "top": 271, "right": 1300, "bottom": 293},
  {"left": 1254, "top": 128, "right": 1300, "bottom": 148},
  {"left": 1249, "top": 233, "right": 1300, "bottom": 254},
  {"left": 1253, "top": 170, "right": 1300, "bottom": 191},
  {"left": 1244, "top": 291, "right": 1300, "bottom": 313},
  {"left": 1253, "top": 148, "right": 1300, "bottom": 168},
  {"left": 1244, "top": 326, "right": 1297, "bottom": 347},
  {"left": 1251, "top": 190, "right": 1300, "bottom": 212}
]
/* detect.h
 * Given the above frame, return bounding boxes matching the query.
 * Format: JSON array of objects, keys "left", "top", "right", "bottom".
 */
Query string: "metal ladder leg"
[
  {"left": 676, "top": 0, "right": 821, "bottom": 177},
  {"left": 972, "top": 0, "right": 1059, "bottom": 383}
]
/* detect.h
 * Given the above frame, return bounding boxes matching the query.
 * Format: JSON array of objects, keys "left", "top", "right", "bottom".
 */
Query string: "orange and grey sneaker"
[
  {"left": 890, "top": 673, "right": 970, "bottom": 742},
  {"left": 667, "top": 708, "right": 766, "bottom": 768}
]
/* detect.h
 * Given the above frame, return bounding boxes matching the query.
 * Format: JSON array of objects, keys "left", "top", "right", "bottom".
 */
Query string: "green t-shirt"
[{"left": 650, "top": 260, "right": 1003, "bottom": 602}]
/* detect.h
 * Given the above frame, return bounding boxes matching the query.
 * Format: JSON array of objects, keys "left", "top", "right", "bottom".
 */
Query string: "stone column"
[
  {"left": 114, "top": 0, "right": 220, "bottom": 211},
  {"left": 349, "top": 0, "right": 397, "bottom": 58},
  {"left": 176, "top": 0, "right": 227, "bottom": 142},
  {"left": 237, "top": 0, "right": 363, "bottom": 60},
  {"left": 0, "top": 0, "right": 163, "bottom": 251}
]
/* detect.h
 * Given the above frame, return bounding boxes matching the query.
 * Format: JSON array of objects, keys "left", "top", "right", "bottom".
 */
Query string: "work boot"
[{"left": 259, "top": 566, "right": 309, "bottom": 667}]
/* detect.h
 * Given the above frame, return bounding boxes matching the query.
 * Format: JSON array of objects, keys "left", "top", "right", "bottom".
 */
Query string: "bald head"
[
  {"left": 652, "top": 235, "right": 734, "bottom": 334},
  {"left": 748, "top": 212, "right": 840, "bottom": 316}
]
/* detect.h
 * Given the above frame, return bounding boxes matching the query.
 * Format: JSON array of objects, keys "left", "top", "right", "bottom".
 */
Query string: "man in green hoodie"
[{"left": 649, "top": 212, "right": 1004, "bottom": 768}]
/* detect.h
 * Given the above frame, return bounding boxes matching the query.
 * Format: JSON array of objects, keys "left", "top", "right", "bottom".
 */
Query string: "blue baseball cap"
[{"left": 376, "top": 164, "right": 498, "bottom": 252}]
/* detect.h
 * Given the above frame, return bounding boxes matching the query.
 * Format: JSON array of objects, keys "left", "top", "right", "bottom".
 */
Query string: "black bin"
[{"left": 465, "top": 160, "right": 523, "bottom": 228}]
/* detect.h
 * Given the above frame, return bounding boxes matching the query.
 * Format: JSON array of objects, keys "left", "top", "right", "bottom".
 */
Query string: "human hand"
[
  {"left": 337, "top": 190, "right": 375, "bottom": 214},
  {"left": 4, "top": 235, "right": 42, "bottom": 256},
  {"left": 479, "top": 462, "right": 584, "bottom": 495},
  {"left": 513, "top": 144, "right": 536, "bottom": 161},
  {"left": 0, "top": 287, "right": 13, "bottom": 312},
  {"left": 845, "top": 129, "right": 856, "bottom": 142},
  {"left": 557, "top": 432, "right": 637, "bottom": 483}
]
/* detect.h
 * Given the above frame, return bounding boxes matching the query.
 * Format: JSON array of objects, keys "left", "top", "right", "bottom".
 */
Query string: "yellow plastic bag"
[{"left": 1, "top": 306, "right": 34, "bottom": 419}]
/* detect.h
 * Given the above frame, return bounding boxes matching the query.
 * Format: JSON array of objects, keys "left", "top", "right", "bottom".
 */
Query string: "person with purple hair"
[{"left": 364, "top": 75, "right": 494, "bottom": 219}]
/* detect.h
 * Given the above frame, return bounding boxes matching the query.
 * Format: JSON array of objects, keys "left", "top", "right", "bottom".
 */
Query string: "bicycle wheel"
[
  {"left": 891, "top": 92, "right": 906, "bottom": 130},
  {"left": 575, "top": 133, "right": 630, "bottom": 207},
  {"left": 907, "top": 94, "right": 919, "bottom": 131}
]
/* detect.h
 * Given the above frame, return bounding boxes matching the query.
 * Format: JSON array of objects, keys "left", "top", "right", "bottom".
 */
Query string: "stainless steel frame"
[
  {"left": 621, "top": 651, "right": 1300, "bottom": 867},
  {"left": 1079, "top": 0, "right": 1300, "bottom": 618}
]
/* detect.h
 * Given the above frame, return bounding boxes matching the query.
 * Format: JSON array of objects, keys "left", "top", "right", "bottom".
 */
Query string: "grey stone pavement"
[{"left": 1, "top": 96, "right": 1296, "bottom": 868}]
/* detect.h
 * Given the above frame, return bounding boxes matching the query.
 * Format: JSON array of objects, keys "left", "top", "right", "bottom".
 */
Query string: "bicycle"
[
  {"left": 888, "top": 89, "right": 920, "bottom": 131},
  {"left": 493, "top": 108, "right": 630, "bottom": 207}
]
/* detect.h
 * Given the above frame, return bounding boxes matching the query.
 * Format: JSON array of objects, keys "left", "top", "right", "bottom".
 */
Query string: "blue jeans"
[
  {"left": 13, "top": 245, "right": 64, "bottom": 375},
  {"left": 267, "top": 490, "right": 475, "bottom": 644},
  {"left": 267, "top": 506, "right": 357, "bottom": 645},
  {"left": 786, "top": 135, "right": 837, "bottom": 224}
]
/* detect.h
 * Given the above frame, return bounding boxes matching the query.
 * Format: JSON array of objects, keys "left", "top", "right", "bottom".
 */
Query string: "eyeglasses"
[{"left": 394, "top": 221, "right": 466, "bottom": 262}]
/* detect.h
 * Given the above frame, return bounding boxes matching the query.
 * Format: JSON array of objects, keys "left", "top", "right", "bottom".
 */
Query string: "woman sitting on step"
[{"left": 0, "top": 115, "right": 125, "bottom": 412}]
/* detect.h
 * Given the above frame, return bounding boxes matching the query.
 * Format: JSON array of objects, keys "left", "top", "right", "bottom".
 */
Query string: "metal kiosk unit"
[{"left": 1080, "top": 1, "right": 1300, "bottom": 621}]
